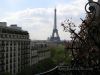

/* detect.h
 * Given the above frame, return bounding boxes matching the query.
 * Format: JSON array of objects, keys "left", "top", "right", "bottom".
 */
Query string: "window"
[
  {"left": 6, "top": 59, "right": 8, "bottom": 64},
  {"left": 10, "top": 53, "right": 12, "bottom": 57},
  {"left": 10, "top": 59, "right": 12, "bottom": 63},
  {"left": 6, "top": 47, "right": 8, "bottom": 52},
  {"left": 6, "top": 65, "right": 8, "bottom": 70},
  {"left": 6, "top": 53, "right": 8, "bottom": 58},
  {"left": 6, "top": 42, "right": 8, "bottom": 46}
]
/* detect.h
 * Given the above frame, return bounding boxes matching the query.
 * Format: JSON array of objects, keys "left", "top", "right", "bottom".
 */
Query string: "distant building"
[
  {"left": 30, "top": 41, "right": 38, "bottom": 65},
  {"left": 30, "top": 40, "right": 51, "bottom": 66},
  {"left": 0, "top": 22, "right": 30, "bottom": 74}
]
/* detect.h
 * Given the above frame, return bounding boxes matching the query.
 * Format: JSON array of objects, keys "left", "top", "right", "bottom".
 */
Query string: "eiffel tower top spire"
[{"left": 54, "top": 8, "right": 57, "bottom": 30}]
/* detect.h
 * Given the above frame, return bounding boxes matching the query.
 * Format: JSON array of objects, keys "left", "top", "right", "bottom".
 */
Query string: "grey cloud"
[{"left": 1, "top": 0, "right": 87, "bottom": 40}]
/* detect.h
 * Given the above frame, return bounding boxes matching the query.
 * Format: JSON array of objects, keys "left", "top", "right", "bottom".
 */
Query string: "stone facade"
[
  {"left": 30, "top": 40, "right": 51, "bottom": 66},
  {"left": 0, "top": 22, "right": 51, "bottom": 75},
  {"left": 0, "top": 22, "right": 30, "bottom": 74}
]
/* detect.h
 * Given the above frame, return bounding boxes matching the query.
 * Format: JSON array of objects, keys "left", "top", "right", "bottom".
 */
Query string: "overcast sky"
[{"left": 0, "top": 0, "right": 90, "bottom": 40}]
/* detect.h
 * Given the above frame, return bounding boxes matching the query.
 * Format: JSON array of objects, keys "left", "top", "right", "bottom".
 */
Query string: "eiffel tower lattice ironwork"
[{"left": 49, "top": 8, "right": 60, "bottom": 42}]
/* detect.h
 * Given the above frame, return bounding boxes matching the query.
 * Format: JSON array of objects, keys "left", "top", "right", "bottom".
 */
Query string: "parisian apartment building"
[
  {"left": 0, "top": 22, "right": 51, "bottom": 75},
  {"left": 30, "top": 40, "right": 51, "bottom": 66},
  {"left": 0, "top": 22, "right": 30, "bottom": 75}
]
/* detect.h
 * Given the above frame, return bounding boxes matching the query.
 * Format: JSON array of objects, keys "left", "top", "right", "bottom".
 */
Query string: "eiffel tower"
[{"left": 49, "top": 8, "right": 60, "bottom": 42}]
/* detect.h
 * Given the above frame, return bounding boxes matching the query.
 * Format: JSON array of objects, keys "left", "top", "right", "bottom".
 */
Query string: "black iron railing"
[{"left": 35, "top": 65, "right": 100, "bottom": 75}]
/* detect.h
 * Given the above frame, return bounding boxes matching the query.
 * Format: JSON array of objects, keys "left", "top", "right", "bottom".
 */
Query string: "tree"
[
  {"left": 61, "top": 1, "right": 100, "bottom": 68},
  {"left": 50, "top": 44, "right": 72, "bottom": 65}
]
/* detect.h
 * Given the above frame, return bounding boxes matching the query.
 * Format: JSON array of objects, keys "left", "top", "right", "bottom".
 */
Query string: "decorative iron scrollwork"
[
  {"left": 85, "top": 2, "right": 100, "bottom": 13},
  {"left": 85, "top": 2, "right": 100, "bottom": 21}
]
